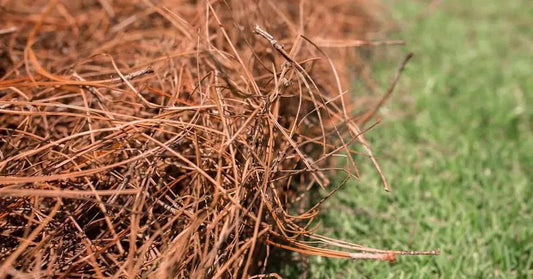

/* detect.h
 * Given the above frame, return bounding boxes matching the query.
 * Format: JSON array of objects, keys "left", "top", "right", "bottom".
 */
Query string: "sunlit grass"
[{"left": 302, "top": 1, "right": 532, "bottom": 278}]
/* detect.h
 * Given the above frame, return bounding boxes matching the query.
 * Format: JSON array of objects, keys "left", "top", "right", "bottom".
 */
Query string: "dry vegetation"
[{"left": 0, "top": 0, "right": 436, "bottom": 277}]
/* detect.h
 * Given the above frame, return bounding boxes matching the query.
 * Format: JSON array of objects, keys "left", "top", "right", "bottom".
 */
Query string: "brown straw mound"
[{"left": 0, "top": 0, "right": 437, "bottom": 277}]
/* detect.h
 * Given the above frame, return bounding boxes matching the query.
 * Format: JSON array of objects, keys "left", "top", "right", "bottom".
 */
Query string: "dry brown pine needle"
[{"left": 0, "top": 0, "right": 437, "bottom": 277}]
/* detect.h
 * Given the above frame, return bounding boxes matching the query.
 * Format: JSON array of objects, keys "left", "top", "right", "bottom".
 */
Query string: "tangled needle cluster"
[{"left": 0, "top": 0, "right": 437, "bottom": 277}]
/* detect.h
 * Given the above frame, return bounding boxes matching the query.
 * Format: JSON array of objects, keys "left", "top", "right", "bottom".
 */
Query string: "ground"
[{"left": 288, "top": 0, "right": 532, "bottom": 278}]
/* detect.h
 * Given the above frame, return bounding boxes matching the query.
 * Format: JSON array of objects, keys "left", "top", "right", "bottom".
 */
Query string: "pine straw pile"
[{"left": 0, "top": 0, "right": 438, "bottom": 277}]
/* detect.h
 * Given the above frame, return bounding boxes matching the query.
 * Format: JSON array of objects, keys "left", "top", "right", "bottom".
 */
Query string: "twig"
[
  {"left": 359, "top": 53, "right": 414, "bottom": 124},
  {"left": 0, "top": 27, "right": 17, "bottom": 36}
]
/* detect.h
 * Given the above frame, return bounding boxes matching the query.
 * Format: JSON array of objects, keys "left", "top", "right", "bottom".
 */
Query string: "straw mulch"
[{"left": 0, "top": 0, "right": 437, "bottom": 277}]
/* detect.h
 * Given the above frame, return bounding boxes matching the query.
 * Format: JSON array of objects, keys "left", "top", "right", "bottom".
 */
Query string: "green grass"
[{"left": 298, "top": 1, "right": 532, "bottom": 278}]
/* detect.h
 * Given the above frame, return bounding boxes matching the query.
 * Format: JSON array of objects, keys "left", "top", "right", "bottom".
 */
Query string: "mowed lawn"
[{"left": 300, "top": 0, "right": 532, "bottom": 278}]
